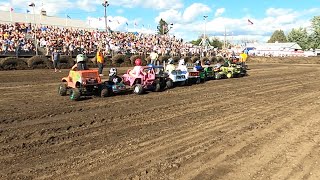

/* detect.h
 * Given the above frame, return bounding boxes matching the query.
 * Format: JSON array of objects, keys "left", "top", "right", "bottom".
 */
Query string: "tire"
[
  {"left": 155, "top": 82, "right": 161, "bottom": 92},
  {"left": 180, "top": 80, "right": 186, "bottom": 86},
  {"left": 69, "top": 88, "right": 81, "bottom": 101},
  {"left": 215, "top": 73, "right": 221, "bottom": 80},
  {"left": 166, "top": 79, "right": 173, "bottom": 89},
  {"left": 133, "top": 84, "right": 144, "bottom": 95},
  {"left": 227, "top": 72, "right": 233, "bottom": 78},
  {"left": 100, "top": 87, "right": 110, "bottom": 97},
  {"left": 196, "top": 77, "right": 201, "bottom": 84},
  {"left": 202, "top": 75, "right": 206, "bottom": 83},
  {"left": 58, "top": 83, "right": 67, "bottom": 96}
]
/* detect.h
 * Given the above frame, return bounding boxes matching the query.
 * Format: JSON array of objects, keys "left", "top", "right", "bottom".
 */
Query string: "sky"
[{"left": 0, "top": 0, "right": 319, "bottom": 43}]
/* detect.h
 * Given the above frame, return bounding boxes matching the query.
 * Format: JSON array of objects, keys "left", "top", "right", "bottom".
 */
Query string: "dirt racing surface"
[{"left": 1, "top": 63, "right": 320, "bottom": 180}]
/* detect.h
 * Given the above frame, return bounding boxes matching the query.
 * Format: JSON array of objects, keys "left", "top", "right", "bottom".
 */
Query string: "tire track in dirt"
[
  {"left": 1, "top": 64, "right": 320, "bottom": 179},
  {"left": 174, "top": 92, "right": 320, "bottom": 180},
  {"left": 67, "top": 76, "right": 318, "bottom": 179},
  {"left": 0, "top": 70, "right": 305, "bottom": 153}
]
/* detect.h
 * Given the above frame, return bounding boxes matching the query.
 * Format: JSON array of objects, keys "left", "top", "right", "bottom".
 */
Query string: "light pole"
[
  {"left": 203, "top": 15, "right": 208, "bottom": 41},
  {"left": 200, "top": 15, "right": 208, "bottom": 55},
  {"left": 29, "top": 2, "right": 38, "bottom": 55},
  {"left": 102, "top": 1, "right": 109, "bottom": 33}
]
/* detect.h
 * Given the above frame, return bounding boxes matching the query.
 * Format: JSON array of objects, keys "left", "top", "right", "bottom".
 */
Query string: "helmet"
[
  {"left": 109, "top": 67, "right": 117, "bottom": 77},
  {"left": 135, "top": 58, "right": 142, "bottom": 66},
  {"left": 195, "top": 60, "right": 200, "bottom": 66},
  {"left": 76, "top": 54, "right": 86, "bottom": 63},
  {"left": 178, "top": 59, "right": 185, "bottom": 66},
  {"left": 168, "top": 58, "right": 174, "bottom": 64},
  {"left": 204, "top": 60, "right": 210, "bottom": 65}
]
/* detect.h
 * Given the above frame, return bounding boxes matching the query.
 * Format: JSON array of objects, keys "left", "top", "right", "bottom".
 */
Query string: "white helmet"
[
  {"left": 168, "top": 58, "right": 174, "bottom": 64},
  {"left": 76, "top": 54, "right": 86, "bottom": 63},
  {"left": 109, "top": 67, "right": 117, "bottom": 77},
  {"left": 178, "top": 59, "right": 185, "bottom": 66}
]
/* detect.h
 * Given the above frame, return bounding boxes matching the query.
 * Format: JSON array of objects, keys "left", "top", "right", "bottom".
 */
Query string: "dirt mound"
[
  {"left": 0, "top": 57, "right": 28, "bottom": 70},
  {"left": 1, "top": 55, "right": 320, "bottom": 71}
]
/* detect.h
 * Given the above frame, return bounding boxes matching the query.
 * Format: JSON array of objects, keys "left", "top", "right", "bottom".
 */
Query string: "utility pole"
[
  {"left": 224, "top": 26, "right": 227, "bottom": 49},
  {"left": 29, "top": 2, "right": 38, "bottom": 56},
  {"left": 102, "top": 1, "right": 109, "bottom": 33}
]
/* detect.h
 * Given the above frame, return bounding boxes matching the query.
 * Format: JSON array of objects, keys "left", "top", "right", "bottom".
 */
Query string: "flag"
[
  {"left": 10, "top": 8, "right": 14, "bottom": 12},
  {"left": 248, "top": 19, "right": 253, "bottom": 25},
  {"left": 117, "top": 20, "right": 120, "bottom": 24},
  {"left": 134, "top": 22, "right": 137, "bottom": 26},
  {"left": 98, "top": 18, "right": 102, "bottom": 21},
  {"left": 126, "top": 22, "right": 128, "bottom": 26},
  {"left": 26, "top": 9, "right": 30, "bottom": 13},
  {"left": 108, "top": 19, "right": 112, "bottom": 22},
  {"left": 67, "top": 15, "right": 71, "bottom": 19}
]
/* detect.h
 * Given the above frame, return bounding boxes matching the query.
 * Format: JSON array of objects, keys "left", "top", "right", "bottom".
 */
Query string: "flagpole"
[
  {"left": 10, "top": 8, "right": 13, "bottom": 22},
  {"left": 224, "top": 26, "right": 227, "bottom": 49}
]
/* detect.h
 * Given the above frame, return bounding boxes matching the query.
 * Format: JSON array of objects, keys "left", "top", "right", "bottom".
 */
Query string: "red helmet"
[{"left": 135, "top": 58, "right": 142, "bottom": 66}]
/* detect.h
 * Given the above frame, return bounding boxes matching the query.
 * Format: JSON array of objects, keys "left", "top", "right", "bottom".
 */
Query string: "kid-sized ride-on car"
[
  {"left": 163, "top": 58, "right": 187, "bottom": 86},
  {"left": 213, "top": 65, "right": 238, "bottom": 79},
  {"left": 185, "top": 63, "right": 201, "bottom": 84},
  {"left": 58, "top": 69, "right": 109, "bottom": 101},
  {"left": 103, "top": 68, "right": 127, "bottom": 96},
  {"left": 147, "top": 64, "right": 174, "bottom": 91},
  {"left": 167, "top": 69, "right": 187, "bottom": 86},
  {"left": 122, "top": 66, "right": 159, "bottom": 95}
]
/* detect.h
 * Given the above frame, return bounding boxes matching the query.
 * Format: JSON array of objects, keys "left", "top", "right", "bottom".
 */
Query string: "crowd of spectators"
[
  {"left": 0, "top": 23, "right": 36, "bottom": 56},
  {"left": 0, "top": 22, "right": 216, "bottom": 58}
]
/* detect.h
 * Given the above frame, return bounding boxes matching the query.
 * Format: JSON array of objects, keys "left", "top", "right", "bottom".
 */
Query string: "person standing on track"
[
  {"left": 51, "top": 48, "right": 61, "bottom": 72},
  {"left": 239, "top": 50, "right": 248, "bottom": 67},
  {"left": 96, "top": 48, "right": 105, "bottom": 76}
]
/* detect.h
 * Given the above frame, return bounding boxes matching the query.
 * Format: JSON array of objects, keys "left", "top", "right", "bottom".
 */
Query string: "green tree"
[
  {"left": 190, "top": 37, "right": 223, "bottom": 49},
  {"left": 190, "top": 38, "right": 202, "bottom": 45},
  {"left": 210, "top": 38, "right": 223, "bottom": 49},
  {"left": 309, "top": 16, "right": 320, "bottom": 49},
  {"left": 287, "top": 27, "right": 309, "bottom": 50},
  {"left": 268, "top": 30, "right": 287, "bottom": 43},
  {"left": 157, "top": 19, "right": 170, "bottom": 35}
]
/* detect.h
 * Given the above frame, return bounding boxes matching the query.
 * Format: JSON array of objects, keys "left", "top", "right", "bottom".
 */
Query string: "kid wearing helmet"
[
  {"left": 194, "top": 60, "right": 203, "bottom": 71},
  {"left": 129, "top": 58, "right": 145, "bottom": 77},
  {"left": 71, "top": 53, "right": 89, "bottom": 71},
  {"left": 177, "top": 59, "right": 187, "bottom": 72},
  {"left": 165, "top": 58, "right": 175, "bottom": 74},
  {"left": 108, "top": 67, "right": 122, "bottom": 83}
]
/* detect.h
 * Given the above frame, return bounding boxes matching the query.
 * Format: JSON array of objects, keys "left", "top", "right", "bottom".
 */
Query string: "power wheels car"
[
  {"left": 167, "top": 69, "right": 187, "bottom": 86},
  {"left": 185, "top": 64, "right": 201, "bottom": 84},
  {"left": 203, "top": 66, "right": 214, "bottom": 80},
  {"left": 148, "top": 64, "right": 173, "bottom": 91},
  {"left": 213, "top": 66, "right": 225, "bottom": 80},
  {"left": 104, "top": 80, "right": 127, "bottom": 96},
  {"left": 122, "top": 66, "right": 158, "bottom": 95},
  {"left": 58, "top": 69, "right": 108, "bottom": 101}
]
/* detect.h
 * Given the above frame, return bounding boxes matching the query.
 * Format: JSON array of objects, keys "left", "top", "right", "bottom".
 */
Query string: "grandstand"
[{"left": 0, "top": 10, "right": 92, "bottom": 30}]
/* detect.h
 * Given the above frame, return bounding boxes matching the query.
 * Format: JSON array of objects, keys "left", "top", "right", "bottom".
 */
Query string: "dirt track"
[{"left": 1, "top": 63, "right": 320, "bottom": 180}]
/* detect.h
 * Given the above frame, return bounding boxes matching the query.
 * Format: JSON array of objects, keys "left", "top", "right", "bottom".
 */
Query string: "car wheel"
[
  {"left": 69, "top": 88, "right": 81, "bottom": 101},
  {"left": 133, "top": 84, "right": 144, "bottom": 95},
  {"left": 58, "top": 83, "right": 67, "bottom": 96},
  {"left": 100, "top": 86, "right": 110, "bottom": 97},
  {"left": 166, "top": 79, "right": 173, "bottom": 89}
]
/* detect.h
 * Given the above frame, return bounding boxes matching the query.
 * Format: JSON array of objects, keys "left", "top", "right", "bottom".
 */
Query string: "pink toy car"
[{"left": 122, "top": 66, "right": 158, "bottom": 94}]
